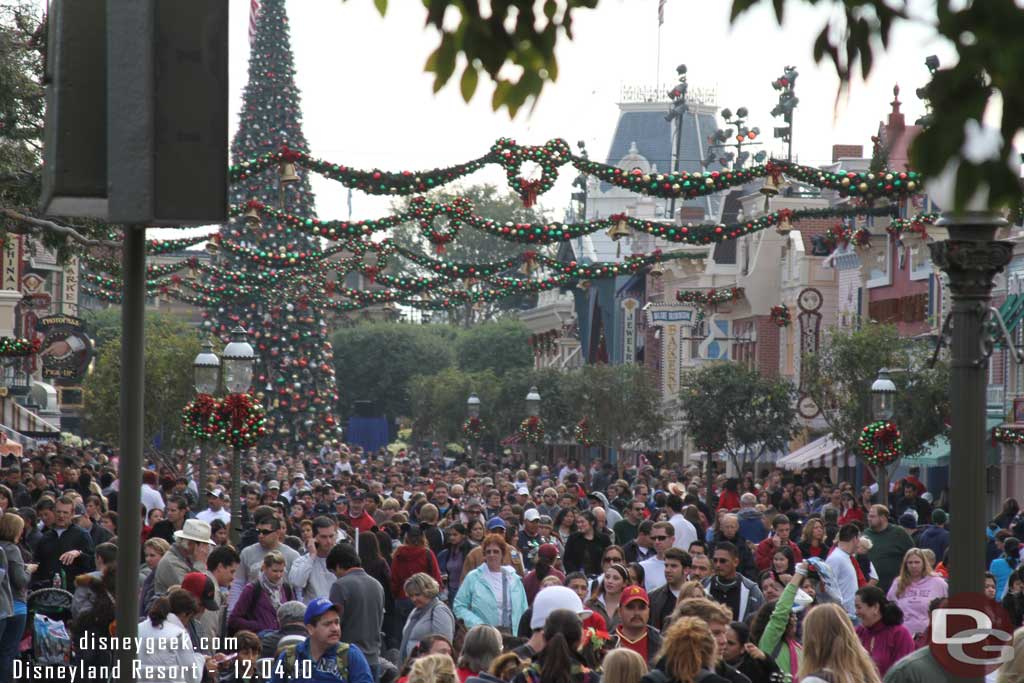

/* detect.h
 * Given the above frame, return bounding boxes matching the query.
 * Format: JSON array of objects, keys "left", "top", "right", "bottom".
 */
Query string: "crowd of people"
[{"left": 0, "top": 441, "right": 1023, "bottom": 683}]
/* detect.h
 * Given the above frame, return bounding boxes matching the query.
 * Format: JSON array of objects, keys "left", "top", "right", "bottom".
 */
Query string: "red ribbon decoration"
[{"left": 522, "top": 180, "right": 541, "bottom": 208}]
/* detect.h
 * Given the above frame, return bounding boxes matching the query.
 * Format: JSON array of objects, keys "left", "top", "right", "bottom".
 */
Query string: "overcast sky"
[{"left": 155, "top": 0, "right": 956, "bottom": 239}]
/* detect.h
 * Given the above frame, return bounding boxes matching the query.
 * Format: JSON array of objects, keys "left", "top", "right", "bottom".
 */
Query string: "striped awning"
[
  {"left": 0, "top": 397, "right": 59, "bottom": 447},
  {"left": 778, "top": 434, "right": 856, "bottom": 471}
]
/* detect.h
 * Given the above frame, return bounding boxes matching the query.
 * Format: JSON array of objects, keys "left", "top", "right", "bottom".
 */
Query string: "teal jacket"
[{"left": 453, "top": 565, "right": 528, "bottom": 630}]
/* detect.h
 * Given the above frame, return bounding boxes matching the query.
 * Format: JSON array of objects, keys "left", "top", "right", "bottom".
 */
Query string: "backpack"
[{"left": 280, "top": 641, "right": 349, "bottom": 681}]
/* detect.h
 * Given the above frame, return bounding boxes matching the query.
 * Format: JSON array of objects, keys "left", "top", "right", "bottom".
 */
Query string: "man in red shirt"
[
  {"left": 754, "top": 514, "right": 803, "bottom": 571},
  {"left": 614, "top": 586, "right": 662, "bottom": 668},
  {"left": 343, "top": 489, "right": 376, "bottom": 533}
]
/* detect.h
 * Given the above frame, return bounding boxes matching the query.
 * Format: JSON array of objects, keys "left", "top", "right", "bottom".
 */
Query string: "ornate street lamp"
[
  {"left": 467, "top": 393, "right": 481, "bottom": 468},
  {"left": 525, "top": 386, "right": 541, "bottom": 417},
  {"left": 221, "top": 326, "right": 255, "bottom": 544},
  {"left": 192, "top": 339, "right": 220, "bottom": 500},
  {"left": 871, "top": 369, "right": 897, "bottom": 422}
]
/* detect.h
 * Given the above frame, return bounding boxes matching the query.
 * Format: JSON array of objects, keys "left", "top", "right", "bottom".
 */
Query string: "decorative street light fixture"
[
  {"left": 467, "top": 393, "right": 481, "bottom": 468},
  {"left": 926, "top": 120, "right": 1015, "bottom": 620},
  {"left": 192, "top": 339, "right": 220, "bottom": 499},
  {"left": 871, "top": 368, "right": 897, "bottom": 422},
  {"left": 221, "top": 326, "right": 255, "bottom": 545},
  {"left": 525, "top": 386, "right": 541, "bottom": 417}
]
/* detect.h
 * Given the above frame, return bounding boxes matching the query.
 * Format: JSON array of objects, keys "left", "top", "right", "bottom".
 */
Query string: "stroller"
[{"left": 26, "top": 586, "right": 74, "bottom": 665}]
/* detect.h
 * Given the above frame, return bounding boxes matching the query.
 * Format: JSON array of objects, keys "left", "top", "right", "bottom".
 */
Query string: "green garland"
[
  {"left": 574, "top": 418, "right": 594, "bottom": 447},
  {"left": 993, "top": 426, "right": 1024, "bottom": 446},
  {"left": 0, "top": 337, "right": 39, "bottom": 357},
  {"left": 676, "top": 287, "right": 744, "bottom": 306},
  {"left": 518, "top": 416, "right": 545, "bottom": 445},
  {"left": 858, "top": 421, "right": 903, "bottom": 467}
]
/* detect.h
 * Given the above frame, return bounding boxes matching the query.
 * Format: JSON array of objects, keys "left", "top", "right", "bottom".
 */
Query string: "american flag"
[
  {"left": 249, "top": 0, "right": 261, "bottom": 44},
  {"left": 658, "top": 0, "right": 666, "bottom": 25}
]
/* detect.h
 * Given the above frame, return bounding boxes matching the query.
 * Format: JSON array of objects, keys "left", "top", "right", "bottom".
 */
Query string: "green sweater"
[
  {"left": 757, "top": 582, "right": 800, "bottom": 680},
  {"left": 865, "top": 524, "right": 914, "bottom": 593}
]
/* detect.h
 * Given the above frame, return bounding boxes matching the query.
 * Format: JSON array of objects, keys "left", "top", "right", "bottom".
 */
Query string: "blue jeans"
[{"left": 0, "top": 613, "right": 26, "bottom": 682}]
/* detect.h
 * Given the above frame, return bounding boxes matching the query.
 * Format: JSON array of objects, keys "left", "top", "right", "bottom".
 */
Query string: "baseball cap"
[
  {"left": 898, "top": 512, "right": 918, "bottom": 529},
  {"left": 931, "top": 509, "right": 948, "bottom": 525},
  {"left": 181, "top": 572, "right": 218, "bottom": 611},
  {"left": 621, "top": 585, "right": 649, "bottom": 606},
  {"left": 530, "top": 586, "right": 592, "bottom": 630},
  {"left": 524, "top": 509, "right": 541, "bottom": 523},
  {"left": 516, "top": 485, "right": 530, "bottom": 496},
  {"left": 486, "top": 516, "right": 507, "bottom": 531},
  {"left": 537, "top": 544, "right": 559, "bottom": 562},
  {"left": 304, "top": 597, "right": 338, "bottom": 625},
  {"left": 267, "top": 480, "right": 280, "bottom": 490}
]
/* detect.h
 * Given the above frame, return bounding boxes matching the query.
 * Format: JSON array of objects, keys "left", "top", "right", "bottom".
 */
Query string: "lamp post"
[
  {"left": 193, "top": 339, "right": 220, "bottom": 500},
  {"left": 221, "top": 326, "right": 255, "bottom": 546},
  {"left": 467, "top": 393, "right": 481, "bottom": 469},
  {"left": 525, "top": 385, "right": 541, "bottom": 465},
  {"left": 665, "top": 64, "right": 688, "bottom": 220},
  {"left": 870, "top": 368, "right": 899, "bottom": 504},
  {"left": 926, "top": 130, "right": 1013, "bottom": 665}
]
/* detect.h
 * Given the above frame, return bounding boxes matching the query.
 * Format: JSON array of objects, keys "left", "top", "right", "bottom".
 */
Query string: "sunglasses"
[
  {"left": 651, "top": 535, "right": 669, "bottom": 541},
  {"left": 257, "top": 528, "right": 276, "bottom": 535},
  {"left": 603, "top": 557, "right": 624, "bottom": 564},
  {"left": 712, "top": 557, "right": 731, "bottom": 564}
]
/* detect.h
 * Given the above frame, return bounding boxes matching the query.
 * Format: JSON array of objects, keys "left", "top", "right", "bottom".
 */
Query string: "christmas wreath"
[
  {"left": 574, "top": 418, "right": 594, "bottom": 447},
  {"left": 462, "top": 416, "right": 485, "bottom": 441},
  {"left": 0, "top": 337, "right": 40, "bottom": 357},
  {"left": 182, "top": 393, "right": 219, "bottom": 441},
  {"left": 769, "top": 305, "right": 791, "bottom": 327},
  {"left": 209, "top": 393, "right": 267, "bottom": 449},
  {"left": 858, "top": 420, "right": 903, "bottom": 467},
  {"left": 518, "top": 415, "right": 545, "bottom": 445}
]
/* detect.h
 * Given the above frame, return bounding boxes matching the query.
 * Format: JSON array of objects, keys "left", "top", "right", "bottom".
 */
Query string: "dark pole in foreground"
[
  {"left": 929, "top": 211, "right": 1011, "bottom": 683},
  {"left": 231, "top": 446, "right": 242, "bottom": 546},
  {"left": 116, "top": 227, "right": 146, "bottom": 673}
]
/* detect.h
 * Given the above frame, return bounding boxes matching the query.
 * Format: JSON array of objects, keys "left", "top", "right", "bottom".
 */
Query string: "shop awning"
[
  {"left": 909, "top": 435, "right": 949, "bottom": 467},
  {"left": 778, "top": 434, "right": 856, "bottom": 471},
  {"left": 2, "top": 398, "right": 59, "bottom": 436}
]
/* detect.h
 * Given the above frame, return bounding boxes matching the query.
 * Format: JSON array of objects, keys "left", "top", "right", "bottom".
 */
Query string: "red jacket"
[
  {"left": 717, "top": 490, "right": 741, "bottom": 512},
  {"left": 754, "top": 537, "right": 803, "bottom": 572},
  {"left": 346, "top": 511, "right": 377, "bottom": 533},
  {"left": 390, "top": 544, "right": 442, "bottom": 599}
]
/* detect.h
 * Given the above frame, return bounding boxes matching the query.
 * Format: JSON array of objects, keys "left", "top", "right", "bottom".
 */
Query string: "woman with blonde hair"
[
  {"left": 603, "top": 648, "right": 647, "bottom": 683},
  {"left": 645, "top": 616, "right": 728, "bottom": 683},
  {"left": 399, "top": 571, "right": 456, "bottom": 662},
  {"left": 798, "top": 603, "right": 881, "bottom": 683},
  {"left": 886, "top": 547, "right": 947, "bottom": 639},
  {"left": 407, "top": 652, "right": 458, "bottom": 683},
  {"left": 995, "top": 626, "right": 1024, "bottom": 683}
]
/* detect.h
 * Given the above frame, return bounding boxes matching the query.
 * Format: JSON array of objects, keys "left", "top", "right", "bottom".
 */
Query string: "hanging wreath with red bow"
[
  {"left": 769, "top": 305, "right": 792, "bottom": 328},
  {"left": 182, "top": 393, "right": 220, "bottom": 441},
  {"left": 462, "top": 416, "right": 485, "bottom": 441},
  {"left": 519, "top": 416, "right": 545, "bottom": 445},
  {"left": 209, "top": 393, "right": 267, "bottom": 449},
  {"left": 858, "top": 420, "right": 903, "bottom": 467},
  {"left": 574, "top": 418, "right": 594, "bottom": 447}
]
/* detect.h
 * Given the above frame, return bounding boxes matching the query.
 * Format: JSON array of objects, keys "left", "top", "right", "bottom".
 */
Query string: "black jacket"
[
  {"left": 563, "top": 532, "right": 611, "bottom": 576},
  {"left": 648, "top": 584, "right": 678, "bottom": 631},
  {"left": 33, "top": 524, "right": 95, "bottom": 590},
  {"left": 623, "top": 538, "right": 655, "bottom": 565},
  {"left": 731, "top": 654, "right": 781, "bottom": 683},
  {"left": 711, "top": 531, "right": 757, "bottom": 580}
]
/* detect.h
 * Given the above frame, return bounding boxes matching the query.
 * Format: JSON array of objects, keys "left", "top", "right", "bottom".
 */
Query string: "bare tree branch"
[{"left": 0, "top": 207, "right": 120, "bottom": 248}]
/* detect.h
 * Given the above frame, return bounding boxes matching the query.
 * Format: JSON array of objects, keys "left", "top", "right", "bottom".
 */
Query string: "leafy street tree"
[
  {"left": 408, "top": 367, "right": 502, "bottom": 444},
  {"left": 678, "top": 362, "right": 800, "bottom": 474},
  {"left": 570, "top": 364, "right": 666, "bottom": 468},
  {"left": 456, "top": 318, "right": 533, "bottom": 376},
  {"left": 390, "top": 184, "right": 551, "bottom": 325},
  {"left": 801, "top": 323, "right": 951, "bottom": 502},
  {"left": 331, "top": 322, "right": 456, "bottom": 421},
  {"left": 82, "top": 312, "right": 201, "bottom": 450}
]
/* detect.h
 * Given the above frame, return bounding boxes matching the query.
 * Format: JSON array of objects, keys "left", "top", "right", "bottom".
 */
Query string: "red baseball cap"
[
  {"left": 181, "top": 572, "right": 218, "bottom": 611},
  {"left": 621, "top": 585, "right": 649, "bottom": 606}
]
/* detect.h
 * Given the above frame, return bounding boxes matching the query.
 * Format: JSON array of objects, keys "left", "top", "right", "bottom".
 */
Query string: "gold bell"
[
  {"left": 607, "top": 216, "right": 630, "bottom": 241},
  {"left": 761, "top": 174, "right": 784, "bottom": 211},
  {"left": 775, "top": 213, "right": 793, "bottom": 236},
  {"left": 578, "top": 279, "right": 591, "bottom": 290},
  {"left": 205, "top": 239, "right": 219, "bottom": 254},
  {"left": 244, "top": 205, "right": 262, "bottom": 226},
  {"left": 279, "top": 161, "right": 300, "bottom": 184},
  {"left": 649, "top": 264, "right": 665, "bottom": 278}
]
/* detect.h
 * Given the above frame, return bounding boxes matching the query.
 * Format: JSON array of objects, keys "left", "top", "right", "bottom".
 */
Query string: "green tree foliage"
[
  {"left": 82, "top": 307, "right": 126, "bottom": 350},
  {"left": 572, "top": 364, "right": 666, "bottom": 454},
  {"left": 390, "top": 184, "right": 551, "bottom": 324},
  {"left": 678, "top": 362, "right": 800, "bottom": 473},
  {"left": 491, "top": 367, "right": 577, "bottom": 443},
  {"left": 331, "top": 322, "right": 455, "bottom": 420},
  {"left": 409, "top": 367, "right": 502, "bottom": 444},
  {"left": 801, "top": 323, "right": 950, "bottom": 498},
  {"left": 82, "top": 312, "right": 201, "bottom": 449},
  {"left": 732, "top": 0, "right": 1024, "bottom": 211},
  {"left": 456, "top": 318, "right": 533, "bottom": 376}
]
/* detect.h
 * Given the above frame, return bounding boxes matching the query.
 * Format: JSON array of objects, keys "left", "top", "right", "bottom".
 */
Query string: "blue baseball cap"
[
  {"left": 487, "top": 516, "right": 507, "bottom": 531},
  {"left": 304, "top": 597, "right": 338, "bottom": 625}
]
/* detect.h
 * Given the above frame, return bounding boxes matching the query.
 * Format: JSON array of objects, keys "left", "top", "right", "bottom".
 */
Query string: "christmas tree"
[{"left": 205, "top": 0, "right": 340, "bottom": 451}]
